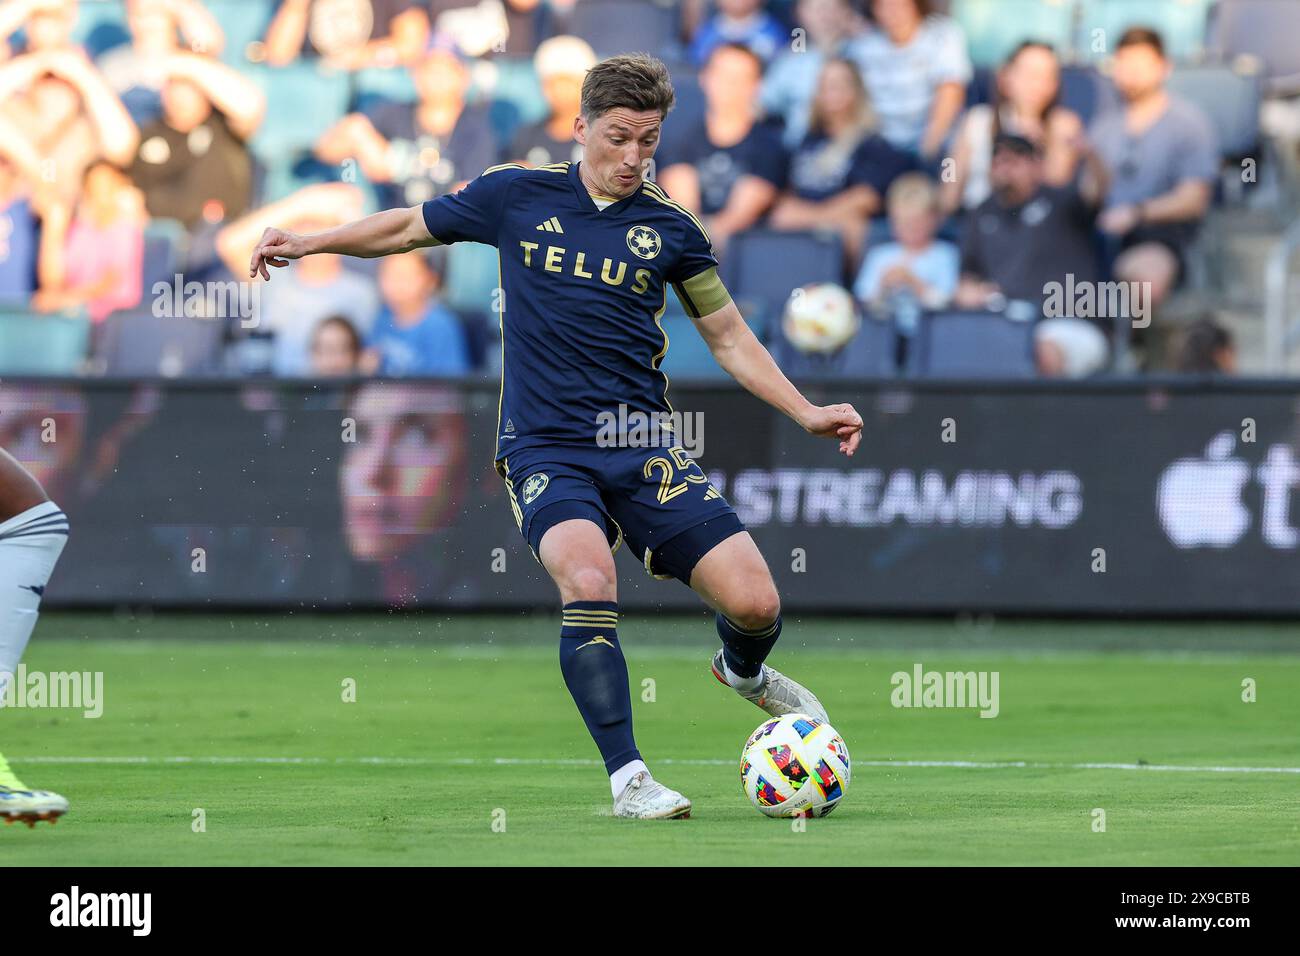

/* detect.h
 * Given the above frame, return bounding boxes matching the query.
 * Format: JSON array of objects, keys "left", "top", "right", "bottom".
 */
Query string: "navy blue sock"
[
  {"left": 559, "top": 601, "right": 640, "bottom": 774},
  {"left": 716, "top": 613, "right": 782, "bottom": 679}
]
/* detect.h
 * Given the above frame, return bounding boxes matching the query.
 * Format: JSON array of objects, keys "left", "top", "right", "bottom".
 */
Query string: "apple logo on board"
[
  {"left": 1157, "top": 431, "right": 1300, "bottom": 550},
  {"left": 1156, "top": 431, "right": 1252, "bottom": 549}
]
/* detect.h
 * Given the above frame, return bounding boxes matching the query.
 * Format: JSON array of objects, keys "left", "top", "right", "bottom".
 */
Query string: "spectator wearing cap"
[
  {"left": 315, "top": 45, "right": 498, "bottom": 208},
  {"left": 851, "top": 0, "right": 970, "bottom": 161},
  {"left": 362, "top": 249, "right": 470, "bottom": 377},
  {"left": 943, "top": 40, "right": 1084, "bottom": 214},
  {"left": 689, "top": 0, "right": 789, "bottom": 67},
  {"left": 955, "top": 133, "right": 1112, "bottom": 378},
  {"left": 506, "top": 35, "right": 595, "bottom": 167},
  {"left": 1089, "top": 27, "right": 1218, "bottom": 311},
  {"left": 769, "top": 57, "right": 912, "bottom": 268},
  {"left": 656, "top": 43, "right": 789, "bottom": 255},
  {"left": 762, "top": 0, "right": 870, "bottom": 149},
  {"left": 264, "top": 0, "right": 431, "bottom": 70}
]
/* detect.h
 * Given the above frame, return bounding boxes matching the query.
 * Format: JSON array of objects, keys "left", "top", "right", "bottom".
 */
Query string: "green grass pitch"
[{"left": 2, "top": 612, "right": 1298, "bottom": 866}]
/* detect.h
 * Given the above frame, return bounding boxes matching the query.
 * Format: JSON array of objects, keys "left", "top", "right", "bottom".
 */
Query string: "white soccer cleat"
[
  {"left": 711, "top": 649, "right": 830, "bottom": 724},
  {"left": 0, "top": 786, "right": 69, "bottom": 828},
  {"left": 612, "top": 771, "right": 691, "bottom": 820}
]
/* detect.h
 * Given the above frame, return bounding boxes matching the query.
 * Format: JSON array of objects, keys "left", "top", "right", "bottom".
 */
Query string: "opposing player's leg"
[
  {"left": 688, "top": 530, "right": 829, "bottom": 723},
  {"left": 0, "top": 447, "right": 71, "bottom": 826}
]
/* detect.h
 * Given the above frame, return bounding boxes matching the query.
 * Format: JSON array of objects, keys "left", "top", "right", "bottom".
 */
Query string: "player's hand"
[
  {"left": 249, "top": 227, "right": 308, "bottom": 280},
  {"left": 800, "top": 403, "right": 863, "bottom": 457}
]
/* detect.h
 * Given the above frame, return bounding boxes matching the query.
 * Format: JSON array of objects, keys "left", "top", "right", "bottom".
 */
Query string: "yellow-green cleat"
[{"left": 0, "top": 753, "right": 68, "bottom": 828}]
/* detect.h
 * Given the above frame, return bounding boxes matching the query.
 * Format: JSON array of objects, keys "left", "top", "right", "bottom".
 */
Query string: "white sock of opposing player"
[
  {"left": 610, "top": 759, "right": 650, "bottom": 798},
  {"left": 0, "top": 502, "right": 69, "bottom": 703},
  {"left": 724, "top": 660, "right": 765, "bottom": 694}
]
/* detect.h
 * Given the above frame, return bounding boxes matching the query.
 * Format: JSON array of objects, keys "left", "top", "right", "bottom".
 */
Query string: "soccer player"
[
  {"left": 250, "top": 53, "right": 863, "bottom": 820},
  {"left": 0, "top": 447, "right": 71, "bottom": 826}
]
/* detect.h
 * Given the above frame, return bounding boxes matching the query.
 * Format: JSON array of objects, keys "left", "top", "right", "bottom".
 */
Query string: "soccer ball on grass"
[{"left": 739, "top": 713, "right": 850, "bottom": 818}]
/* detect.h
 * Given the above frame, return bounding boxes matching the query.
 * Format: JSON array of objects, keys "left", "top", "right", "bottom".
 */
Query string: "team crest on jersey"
[
  {"left": 522, "top": 472, "right": 550, "bottom": 504},
  {"left": 626, "top": 225, "right": 662, "bottom": 260}
]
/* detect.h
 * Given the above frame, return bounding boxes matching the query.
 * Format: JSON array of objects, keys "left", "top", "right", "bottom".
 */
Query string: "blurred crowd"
[{"left": 0, "top": 0, "right": 1288, "bottom": 381}]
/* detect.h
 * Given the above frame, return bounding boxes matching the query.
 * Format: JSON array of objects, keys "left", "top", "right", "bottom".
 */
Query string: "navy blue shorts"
[{"left": 496, "top": 443, "right": 745, "bottom": 586}]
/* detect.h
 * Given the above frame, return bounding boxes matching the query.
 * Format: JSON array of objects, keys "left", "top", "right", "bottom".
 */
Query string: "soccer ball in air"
[
  {"left": 781, "top": 283, "right": 860, "bottom": 354},
  {"left": 740, "top": 713, "right": 851, "bottom": 818}
]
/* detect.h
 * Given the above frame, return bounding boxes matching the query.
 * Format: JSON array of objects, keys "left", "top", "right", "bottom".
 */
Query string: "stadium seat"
[
  {"left": 769, "top": 316, "right": 898, "bottom": 380},
  {"left": 949, "top": 0, "right": 1076, "bottom": 67},
  {"left": 1207, "top": 0, "right": 1300, "bottom": 95},
  {"left": 475, "top": 57, "right": 550, "bottom": 132},
  {"left": 203, "top": 0, "right": 274, "bottom": 65},
  {"left": 1167, "top": 62, "right": 1263, "bottom": 160},
  {"left": 565, "top": 0, "right": 680, "bottom": 59},
  {"left": 97, "top": 310, "right": 225, "bottom": 376},
  {"left": 354, "top": 67, "right": 419, "bottom": 109},
  {"left": 443, "top": 242, "right": 504, "bottom": 318},
  {"left": 246, "top": 63, "right": 352, "bottom": 163},
  {"left": 720, "top": 229, "right": 844, "bottom": 340},
  {"left": 1078, "top": 0, "right": 1216, "bottom": 63},
  {"left": 906, "top": 309, "right": 1037, "bottom": 378},
  {"left": 662, "top": 58, "right": 706, "bottom": 136},
  {"left": 140, "top": 219, "right": 190, "bottom": 293},
  {"left": 1058, "top": 65, "right": 1119, "bottom": 126},
  {"left": 0, "top": 310, "right": 90, "bottom": 375},
  {"left": 657, "top": 311, "right": 727, "bottom": 380}
]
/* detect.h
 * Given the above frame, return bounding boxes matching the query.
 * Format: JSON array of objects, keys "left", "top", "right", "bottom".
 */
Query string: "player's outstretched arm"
[
  {"left": 692, "top": 299, "right": 863, "bottom": 457},
  {"left": 248, "top": 205, "right": 439, "bottom": 280}
]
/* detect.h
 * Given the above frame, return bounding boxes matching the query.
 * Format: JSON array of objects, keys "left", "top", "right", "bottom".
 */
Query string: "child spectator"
[
  {"left": 362, "top": 250, "right": 470, "bottom": 377},
  {"left": 32, "top": 159, "right": 145, "bottom": 323},
  {"left": 310, "top": 314, "right": 364, "bottom": 377},
  {"left": 853, "top": 172, "right": 957, "bottom": 322}
]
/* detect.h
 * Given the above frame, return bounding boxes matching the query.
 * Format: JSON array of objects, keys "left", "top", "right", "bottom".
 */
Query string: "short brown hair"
[
  {"left": 580, "top": 53, "right": 676, "bottom": 122},
  {"left": 1117, "top": 26, "right": 1166, "bottom": 59}
]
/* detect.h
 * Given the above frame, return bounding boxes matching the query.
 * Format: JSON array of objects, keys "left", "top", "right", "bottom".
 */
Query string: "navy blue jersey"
[{"left": 421, "top": 161, "right": 732, "bottom": 462}]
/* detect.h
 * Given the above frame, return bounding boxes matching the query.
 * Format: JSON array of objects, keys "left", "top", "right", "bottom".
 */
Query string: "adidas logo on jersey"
[{"left": 535, "top": 217, "right": 564, "bottom": 234}]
